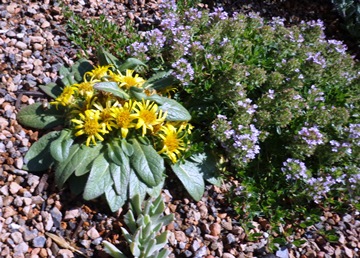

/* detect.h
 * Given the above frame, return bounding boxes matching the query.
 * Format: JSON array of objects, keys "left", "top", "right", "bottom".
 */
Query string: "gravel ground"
[{"left": 1, "top": 0, "right": 360, "bottom": 257}]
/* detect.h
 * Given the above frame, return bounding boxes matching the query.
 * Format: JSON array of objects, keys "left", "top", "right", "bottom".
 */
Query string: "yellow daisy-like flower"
[
  {"left": 111, "top": 100, "right": 137, "bottom": 138},
  {"left": 133, "top": 99, "right": 167, "bottom": 136},
  {"left": 72, "top": 78, "right": 95, "bottom": 99},
  {"left": 50, "top": 86, "right": 76, "bottom": 108},
  {"left": 158, "top": 123, "right": 186, "bottom": 163},
  {"left": 85, "top": 65, "right": 113, "bottom": 81},
  {"left": 118, "top": 70, "right": 146, "bottom": 89},
  {"left": 71, "top": 109, "right": 108, "bottom": 146},
  {"left": 93, "top": 99, "right": 119, "bottom": 131}
]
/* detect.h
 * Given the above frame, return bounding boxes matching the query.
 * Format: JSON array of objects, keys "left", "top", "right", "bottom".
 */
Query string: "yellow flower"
[
  {"left": 133, "top": 99, "right": 167, "bottom": 136},
  {"left": 50, "top": 86, "right": 76, "bottom": 108},
  {"left": 72, "top": 79, "right": 95, "bottom": 98},
  {"left": 158, "top": 123, "right": 186, "bottom": 163},
  {"left": 111, "top": 100, "right": 137, "bottom": 138},
  {"left": 93, "top": 99, "right": 119, "bottom": 131},
  {"left": 71, "top": 109, "right": 108, "bottom": 146},
  {"left": 85, "top": 65, "right": 112, "bottom": 81},
  {"left": 118, "top": 70, "right": 145, "bottom": 89}
]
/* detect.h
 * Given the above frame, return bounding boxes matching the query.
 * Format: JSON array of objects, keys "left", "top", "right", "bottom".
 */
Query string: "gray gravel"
[{"left": 1, "top": 0, "right": 360, "bottom": 257}]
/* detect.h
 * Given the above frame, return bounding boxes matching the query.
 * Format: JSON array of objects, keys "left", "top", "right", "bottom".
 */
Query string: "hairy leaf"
[
  {"left": 130, "top": 138, "right": 164, "bottom": 187},
  {"left": 94, "top": 82, "right": 129, "bottom": 99},
  {"left": 50, "top": 129, "right": 74, "bottom": 162},
  {"left": 17, "top": 103, "right": 65, "bottom": 129},
  {"left": 23, "top": 131, "right": 60, "bottom": 171},
  {"left": 171, "top": 160, "right": 205, "bottom": 201},
  {"left": 105, "top": 185, "right": 127, "bottom": 212},
  {"left": 55, "top": 143, "right": 103, "bottom": 187},
  {"left": 39, "top": 82, "right": 63, "bottom": 99},
  {"left": 83, "top": 153, "right": 113, "bottom": 200}
]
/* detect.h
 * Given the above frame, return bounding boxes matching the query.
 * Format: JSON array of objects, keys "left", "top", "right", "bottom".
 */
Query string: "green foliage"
[
  {"left": 103, "top": 194, "right": 173, "bottom": 258},
  {"left": 62, "top": 8, "right": 141, "bottom": 59},
  {"left": 103, "top": 1, "right": 360, "bottom": 233},
  {"left": 18, "top": 51, "right": 219, "bottom": 212},
  {"left": 331, "top": 0, "right": 360, "bottom": 38}
]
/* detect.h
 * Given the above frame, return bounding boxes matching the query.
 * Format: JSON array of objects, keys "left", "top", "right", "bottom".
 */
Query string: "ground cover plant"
[{"left": 28, "top": 0, "right": 360, "bottom": 253}]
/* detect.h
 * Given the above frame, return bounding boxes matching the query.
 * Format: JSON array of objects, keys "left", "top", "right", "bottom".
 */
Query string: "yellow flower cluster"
[{"left": 50, "top": 65, "right": 192, "bottom": 163}]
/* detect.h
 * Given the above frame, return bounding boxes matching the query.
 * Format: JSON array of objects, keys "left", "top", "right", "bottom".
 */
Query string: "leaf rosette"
[{"left": 17, "top": 49, "right": 219, "bottom": 211}]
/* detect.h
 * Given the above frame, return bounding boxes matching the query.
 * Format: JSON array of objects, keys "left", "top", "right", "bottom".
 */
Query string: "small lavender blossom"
[
  {"left": 328, "top": 39, "right": 347, "bottom": 54},
  {"left": 232, "top": 124, "right": 260, "bottom": 161},
  {"left": 267, "top": 89, "right": 275, "bottom": 99},
  {"left": 306, "top": 175, "right": 336, "bottom": 203},
  {"left": 298, "top": 126, "right": 324, "bottom": 146},
  {"left": 224, "top": 129, "right": 235, "bottom": 139},
  {"left": 304, "top": 19, "right": 325, "bottom": 31},
  {"left": 282, "top": 158, "right": 308, "bottom": 181},
  {"left": 209, "top": 7, "right": 228, "bottom": 20},
  {"left": 217, "top": 114, "right": 228, "bottom": 120},
  {"left": 237, "top": 98, "right": 257, "bottom": 115},
  {"left": 184, "top": 8, "right": 203, "bottom": 22},
  {"left": 349, "top": 124, "right": 360, "bottom": 146},
  {"left": 192, "top": 41, "right": 204, "bottom": 51},
  {"left": 145, "top": 28, "right": 166, "bottom": 49},
  {"left": 126, "top": 42, "right": 149, "bottom": 60},
  {"left": 171, "top": 58, "right": 194, "bottom": 85},
  {"left": 269, "top": 17, "right": 285, "bottom": 28},
  {"left": 220, "top": 37, "right": 229, "bottom": 46},
  {"left": 159, "top": 0, "right": 177, "bottom": 13},
  {"left": 330, "top": 140, "right": 340, "bottom": 152},
  {"left": 306, "top": 52, "right": 327, "bottom": 68}
]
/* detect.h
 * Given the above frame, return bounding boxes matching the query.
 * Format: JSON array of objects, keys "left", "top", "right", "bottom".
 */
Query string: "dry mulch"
[{"left": 1, "top": 0, "right": 360, "bottom": 258}]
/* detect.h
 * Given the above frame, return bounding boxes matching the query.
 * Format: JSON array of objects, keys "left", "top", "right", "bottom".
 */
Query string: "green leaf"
[
  {"left": 102, "top": 241, "right": 128, "bottom": 258},
  {"left": 74, "top": 143, "right": 103, "bottom": 176},
  {"left": 121, "top": 139, "right": 134, "bottom": 156},
  {"left": 107, "top": 141, "right": 125, "bottom": 166},
  {"left": 109, "top": 159, "right": 130, "bottom": 196},
  {"left": 50, "top": 129, "right": 74, "bottom": 162},
  {"left": 130, "top": 138, "right": 164, "bottom": 187},
  {"left": 171, "top": 159, "right": 205, "bottom": 201},
  {"left": 59, "top": 65, "right": 70, "bottom": 78},
  {"left": 190, "top": 151, "right": 221, "bottom": 186},
  {"left": 55, "top": 143, "right": 103, "bottom": 187},
  {"left": 97, "top": 48, "right": 123, "bottom": 69},
  {"left": 142, "top": 70, "right": 176, "bottom": 90},
  {"left": 39, "top": 82, "right": 63, "bottom": 99},
  {"left": 105, "top": 184, "right": 127, "bottom": 212},
  {"left": 129, "top": 88, "right": 191, "bottom": 121},
  {"left": 118, "top": 58, "right": 147, "bottom": 72},
  {"left": 71, "top": 58, "right": 93, "bottom": 82},
  {"left": 23, "top": 131, "right": 60, "bottom": 171},
  {"left": 94, "top": 82, "right": 129, "bottom": 99},
  {"left": 17, "top": 103, "right": 65, "bottom": 129},
  {"left": 128, "top": 169, "right": 147, "bottom": 202},
  {"left": 83, "top": 153, "right": 113, "bottom": 200}
]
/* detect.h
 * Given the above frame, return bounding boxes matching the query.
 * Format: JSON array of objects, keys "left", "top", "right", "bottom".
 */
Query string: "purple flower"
[
  {"left": 209, "top": 7, "right": 228, "bottom": 20},
  {"left": 306, "top": 52, "right": 327, "bottom": 68},
  {"left": 267, "top": 89, "right": 275, "bottom": 99},
  {"left": 171, "top": 58, "right": 194, "bottom": 85},
  {"left": 298, "top": 126, "right": 324, "bottom": 146},
  {"left": 282, "top": 158, "right": 308, "bottom": 181}
]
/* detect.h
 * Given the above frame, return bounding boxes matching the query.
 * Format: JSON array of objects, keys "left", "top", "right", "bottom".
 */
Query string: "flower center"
[
  {"left": 140, "top": 110, "right": 156, "bottom": 124},
  {"left": 123, "top": 77, "right": 137, "bottom": 87},
  {"left": 116, "top": 110, "right": 131, "bottom": 127},
  {"left": 84, "top": 118, "right": 100, "bottom": 135},
  {"left": 164, "top": 135, "right": 179, "bottom": 152}
]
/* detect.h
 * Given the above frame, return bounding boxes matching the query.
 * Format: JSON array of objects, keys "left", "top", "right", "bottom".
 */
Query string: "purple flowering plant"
[
  {"left": 63, "top": 0, "right": 360, "bottom": 237},
  {"left": 125, "top": 0, "right": 360, "bottom": 225}
]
